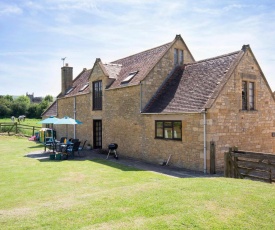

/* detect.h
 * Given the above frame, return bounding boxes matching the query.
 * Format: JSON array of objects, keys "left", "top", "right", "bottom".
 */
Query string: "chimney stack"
[{"left": 61, "top": 63, "right": 73, "bottom": 95}]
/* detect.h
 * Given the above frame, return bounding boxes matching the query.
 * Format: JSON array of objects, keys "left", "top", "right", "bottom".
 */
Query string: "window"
[
  {"left": 174, "top": 48, "right": 178, "bottom": 66},
  {"left": 79, "top": 83, "right": 89, "bottom": 92},
  {"left": 93, "top": 81, "right": 102, "bottom": 110},
  {"left": 242, "top": 81, "right": 255, "bottom": 110},
  {"left": 121, "top": 71, "right": 138, "bottom": 84},
  {"left": 65, "top": 87, "right": 75, "bottom": 95},
  {"left": 174, "top": 48, "right": 184, "bottom": 66},
  {"left": 155, "top": 121, "right": 182, "bottom": 140}
]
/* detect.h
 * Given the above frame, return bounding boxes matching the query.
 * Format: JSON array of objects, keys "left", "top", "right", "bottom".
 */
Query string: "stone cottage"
[{"left": 42, "top": 34, "right": 275, "bottom": 173}]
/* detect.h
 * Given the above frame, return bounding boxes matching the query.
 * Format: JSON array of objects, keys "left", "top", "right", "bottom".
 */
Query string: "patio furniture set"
[{"left": 45, "top": 137, "right": 87, "bottom": 160}]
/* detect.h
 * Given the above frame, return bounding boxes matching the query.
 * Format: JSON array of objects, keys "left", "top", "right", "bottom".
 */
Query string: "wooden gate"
[{"left": 224, "top": 147, "right": 275, "bottom": 183}]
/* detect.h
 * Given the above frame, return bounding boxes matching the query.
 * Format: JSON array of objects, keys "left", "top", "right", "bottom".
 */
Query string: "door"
[{"left": 93, "top": 120, "right": 102, "bottom": 149}]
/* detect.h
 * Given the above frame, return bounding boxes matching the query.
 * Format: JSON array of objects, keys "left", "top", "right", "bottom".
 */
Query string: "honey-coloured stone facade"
[{"left": 43, "top": 35, "right": 275, "bottom": 173}]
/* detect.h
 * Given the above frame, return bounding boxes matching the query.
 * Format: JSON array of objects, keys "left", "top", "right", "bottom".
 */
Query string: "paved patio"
[{"left": 26, "top": 148, "right": 222, "bottom": 179}]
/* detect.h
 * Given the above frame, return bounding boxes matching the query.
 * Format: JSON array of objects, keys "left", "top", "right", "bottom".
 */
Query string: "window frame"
[
  {"left": 242, "top": 80, "right": 255, "bottom": 111},
  {"left": 155, "top": 120, "right": 182, "bottom": 141},
  {"left": 92, "top": 80, "right": 102, "bottom": 110},
  {"left": 174, "top": 48, "right": 184, "bottom": 66}
]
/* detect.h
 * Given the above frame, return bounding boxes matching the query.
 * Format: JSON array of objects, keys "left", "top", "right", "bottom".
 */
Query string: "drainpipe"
[
  {"left": 203, "top": 109, "right": 207, "bottom": 174},
  {"left": 74, "top": 96, "right": 76, "bottom": 138},
  {"left": 140, "top": 81, "right": 142, "bottom": 112}
]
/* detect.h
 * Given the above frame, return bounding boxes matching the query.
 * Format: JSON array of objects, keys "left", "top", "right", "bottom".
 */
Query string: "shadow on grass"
[
  {"left": 88, "top": 159, "right": 144, "bottom": 172},
  {"left": 28, "top": 144, "right": 44, "bottom": 149},
  {"left": 25, "top": 150, "right": 216, "bottom": 178},
  {"left": 25, "top": 150, "right": 142, "bottom": 171}
]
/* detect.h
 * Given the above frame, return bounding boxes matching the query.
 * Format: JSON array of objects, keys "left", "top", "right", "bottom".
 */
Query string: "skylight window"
[
  {"left": 121, "top": 71, "right": 138, "bottom": 84},
  {"left": 65, "top": 87, "right": 75, "bottom": 95},
  {"left": 79, "top": 83, "right": 89, "bottom": 92}
]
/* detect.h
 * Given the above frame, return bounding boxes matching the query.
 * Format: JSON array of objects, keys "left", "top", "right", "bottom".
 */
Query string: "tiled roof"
[
  {"left": 143, "top": 51, "right": 243, "bottom": 113},
  {"left": 107, "top": 42, "right": 172, "bottom": 88},
  {"left": 62, "top": 69, "right": 92, "bottom": 98},
  {"left": 41, "top": 100, "right": 57, "bottom": 117}
]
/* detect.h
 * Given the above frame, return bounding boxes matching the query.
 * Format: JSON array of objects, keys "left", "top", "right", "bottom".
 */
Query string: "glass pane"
[
  {"left": 174, "top": 48, "right": 178, "bottom": 66},
  {"left": 164, "top": 127, "right": 173, "bottom": 139},
  {"left": 242, "top": 81, "right": 247, "bottom": 110},
  {"left": 164, "top": 121, "right": 172, "bottom": 127},
  {"left": 249, "top": 82, "right": 254, "bottom": 110},
  {"left": 179, "top": 50, "right": 183, "bottom": 64},
  {"left": 156, "top": 122, "right": 163, "bottom": 137},
  {"left": 173, "top": 122, "right": 182, "bottom": 139}
]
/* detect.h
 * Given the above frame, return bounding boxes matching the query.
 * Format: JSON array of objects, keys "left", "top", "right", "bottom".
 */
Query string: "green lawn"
[{"left": 0, "top": 136, "right": 275, "bottom": 229}]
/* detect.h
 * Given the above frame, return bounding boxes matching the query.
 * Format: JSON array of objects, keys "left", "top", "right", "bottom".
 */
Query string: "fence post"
[
  {"left": 224, "top": 152, "right": 230, "bottom": 177},
  {"left": 15, "top": 123, "right": 18, "bottom": 134},
  {"left": 210, "top": 141, "right": 216, "bottom": 174},
  {"left": 232, "top": 146, "right": 237, "bottom": 178},
  {"left": 32, "top": 126, "right": 35, "bottom": 136}
]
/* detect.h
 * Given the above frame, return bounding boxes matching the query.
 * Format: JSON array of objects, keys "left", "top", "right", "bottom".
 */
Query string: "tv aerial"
[{"left": 61, "top": 57, "right": 67, "bottom": 66}]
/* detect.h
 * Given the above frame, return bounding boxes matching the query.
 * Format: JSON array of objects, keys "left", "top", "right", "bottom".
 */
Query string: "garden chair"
[
  {"left": 78, "top": 140, "right": 87, "bottom": 156},
  {"left": 65, "top": 141, "right": 81, "bottom": 159},
  {"left": 56, "top": 137, "right": 67, "bottom": 152}
]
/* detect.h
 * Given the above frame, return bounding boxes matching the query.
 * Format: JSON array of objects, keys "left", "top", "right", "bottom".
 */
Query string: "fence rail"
[
  {"left": 0, "top": 122, "right": 41, "bottom": 136},
  {"left": 224, "top": 147, "right": 275, "bottom": 183}
]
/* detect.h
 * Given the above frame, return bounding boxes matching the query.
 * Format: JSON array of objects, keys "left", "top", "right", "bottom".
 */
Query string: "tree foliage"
[{"left": 0, "top": 94, "right": 54, "bottom": 119}]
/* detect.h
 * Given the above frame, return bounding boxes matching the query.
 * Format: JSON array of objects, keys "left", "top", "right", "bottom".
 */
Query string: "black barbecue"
[{"left": 107, "top": 143, "right": 118, "bottom": 159}]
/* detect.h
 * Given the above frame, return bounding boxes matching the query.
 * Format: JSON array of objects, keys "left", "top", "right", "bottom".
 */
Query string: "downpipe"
[
  {"left": 74, "top": 97, "right": 76, "bottom": 138},
  {"left": 203, "top": 109, "right": 207, "bottom": 174},
  {"left": 140, "top": 81, "right": 143, "bottom": 112}
]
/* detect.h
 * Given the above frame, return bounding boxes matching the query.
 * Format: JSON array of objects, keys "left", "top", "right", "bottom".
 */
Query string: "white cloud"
[
  {"left": 1, "top": 0, "right": 275, "bottom": 96},
  {"left": 0, "top": 3, "right": 22, "bottom": 15}
]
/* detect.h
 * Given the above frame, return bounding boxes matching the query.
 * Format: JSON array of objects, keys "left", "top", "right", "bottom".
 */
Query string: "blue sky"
[{"left": 0, "top": 0, "right": 274, "bottom": 97}]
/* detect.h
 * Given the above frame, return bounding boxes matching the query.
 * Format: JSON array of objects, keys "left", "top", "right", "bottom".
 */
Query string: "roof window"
[
  {"left": 121, "top": 71, "right": 138, "bottom": 84},
  {"left": 79, "top": 83, "right": 89, "bottom": 92},
  {"left": 65, "top": 87, "right": 75, "bottom": 95}
]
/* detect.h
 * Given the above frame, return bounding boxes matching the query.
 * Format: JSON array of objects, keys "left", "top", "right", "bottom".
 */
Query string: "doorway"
[{"left": 93, "top": 120, "right": 102, "bottom": 149}]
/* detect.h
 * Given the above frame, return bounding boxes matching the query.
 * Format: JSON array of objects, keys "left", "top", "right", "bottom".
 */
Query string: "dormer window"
[
  {"left": 79, "top": 83, "right": 89, "bottom": 92},
  {"left": 65, "top": 87, "right": 75, "bottom": 95},
  {"left": 121, "top": 71, "right": 138, "bottom": 84},
  {"left": 174, "top": 48, "right": 184, "bottom": 66}
]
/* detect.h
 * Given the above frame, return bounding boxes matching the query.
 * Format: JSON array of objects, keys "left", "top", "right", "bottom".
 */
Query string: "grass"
[{"left": 0, "top": 136, "right": 275, "bottom": 229}]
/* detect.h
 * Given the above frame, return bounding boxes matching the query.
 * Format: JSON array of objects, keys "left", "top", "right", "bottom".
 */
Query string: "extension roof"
[
  {"left": 143, "top": 50, "right": 244, "bottom": 113},
  {"left": 41, "top": 100, "right": 57, "bottom": 117}
]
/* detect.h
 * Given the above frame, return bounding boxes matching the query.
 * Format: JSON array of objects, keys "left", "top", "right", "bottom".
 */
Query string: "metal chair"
[
  {"left": 65, "top": 141, "right": 81, "bottom": 159},
  {"left": 78, "top": 140, "right": 87, "bottom": 156},
  {"left": 56, "top": 137, "right": 67, "bottom": 152}
]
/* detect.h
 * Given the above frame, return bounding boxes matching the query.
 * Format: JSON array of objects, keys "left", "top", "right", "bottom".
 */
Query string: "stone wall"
[
  {"left": 55, "top": 94, "right": 93, "bottom": 145},
  {"left": 103, "top": 85, "right": 143, "bottom": 155},
  {"left": 140, "top": 113, "right": 204, "bottom": 171},
  {"left": 207, "top": 49, "right": 275, "bottom": 172},
  {"left": 104, "top": 82, "right": 205, "bottom": 171}
]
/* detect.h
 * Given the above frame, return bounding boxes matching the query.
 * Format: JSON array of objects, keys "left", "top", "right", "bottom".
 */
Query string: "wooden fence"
[
  {"left": 0, "top": 122, "right": 41, "bottom": 136},
  {"left": 224, "top": 147, "right": 275, "bottom": 183}
]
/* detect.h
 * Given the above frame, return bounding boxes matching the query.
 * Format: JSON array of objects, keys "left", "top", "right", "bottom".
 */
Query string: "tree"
[
  {"left": 12, "top": 96, "right": 30, "bottom": 116},
  {"left": 0, "top": 97, "right": 12, "bottom": 117},
  {"left": 27, "top": 104, "right": 39, "bottom": 118},
  {"left": 44, "top": 95, "right": 53, "bottom": 102},
  {"left": 4, "top": 95, "right": 13, "bottom": 102}
]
